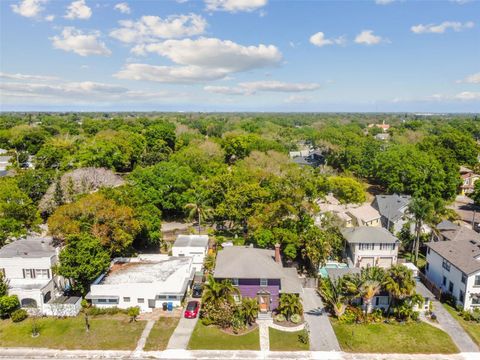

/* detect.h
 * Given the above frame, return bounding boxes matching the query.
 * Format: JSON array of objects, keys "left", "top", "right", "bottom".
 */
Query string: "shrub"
[
  {"left": 368, "top": 308, "right": 384, "bottom": 323},
  {"left": 339, "top": 306, "right": 363, "bottom": 324},
  {"left": 87, "top": 306, "right": 126, "bottom": 316},
  {"left": 200, "top": 300, "right": 235, "bottom": 329},
  {"left": 290, "top": 314, "right": 302, "bottom": 324},
  {"left": 275, "top": 313, "right": 286, "bottom": 322},
  {"left": 11, "top": 309, "right": 28, "bottom": 322},
  {"left": 127, "top": 306, "right": 140, "bottom": 322},
  {"left": 430, "top": 313, "right": 437, "bottom": 321},
  {"left": 441, "top": 292, "right": 457, "bottom": 308},
  {"left": 298, "top": 328, "right": 309, "bottom": 344},
  {"left": 0, "top": 295, "right": 20, "bottom": 317}
]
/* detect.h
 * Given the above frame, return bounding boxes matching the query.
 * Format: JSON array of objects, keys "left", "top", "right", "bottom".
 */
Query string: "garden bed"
[{"left": 218, "top": 323, "right": 258, "bottom": 336}]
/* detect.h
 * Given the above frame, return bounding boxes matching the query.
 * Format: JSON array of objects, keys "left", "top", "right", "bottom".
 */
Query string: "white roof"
[
  {"left": 347, "top": 205, "right": 381, "bottom": 222},
  {"left": 174, "top": 234, "right": 209, "bottom": 248}
]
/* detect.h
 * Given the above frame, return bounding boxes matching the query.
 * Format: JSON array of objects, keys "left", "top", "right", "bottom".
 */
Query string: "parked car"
[
  {"left": 184, "top": 301, "right": 200, "bottom": 319},
  {"left": 192, "top": 283, "right": 203, "bottom": 298}
]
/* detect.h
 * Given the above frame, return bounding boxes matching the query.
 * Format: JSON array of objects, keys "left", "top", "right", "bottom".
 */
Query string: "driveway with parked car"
[{"left": 166, "top": 299, "right": 200, "bottom": 350}]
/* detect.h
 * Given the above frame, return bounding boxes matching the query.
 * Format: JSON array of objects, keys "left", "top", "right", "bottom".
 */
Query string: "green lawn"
[
  {"left": 331, "top": 319, "right": 458, "bottom": 354},
  {"left": 269, "top": 327, "right": 309, "bottom": 351},
  {"left": 443, "top": 304, "right": 480, "bottom": 346},
  {"left": 188, "top": 321, "right": 260, "bottom": 350},
  {"left": 144, "top": 317, "right": 180, "bottom": 351},
  {"left": 0, "top": 315, "right": 145, "bottom": 350}
]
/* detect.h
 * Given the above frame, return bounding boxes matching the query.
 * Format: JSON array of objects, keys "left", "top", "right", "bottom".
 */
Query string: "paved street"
[
  {"left": 0, "top": 348, "right": 478, "bottom": 360},
  {"left": 302, "top": 288, "right": 341, "bottom": 351},
  {"left": 431, "top": 300, "right": 479, "bottom": 353},
  {"left": 166, "top": 310, "right": 199, "bottom": 350}
]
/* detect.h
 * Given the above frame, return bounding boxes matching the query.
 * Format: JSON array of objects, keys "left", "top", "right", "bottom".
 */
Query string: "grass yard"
[
  {"left": 188, "top": 321, "right": 260, "bottom": 350},
  {"left": 0, "top": 315, "right": 145, "bottom": 350},
  {"left": 444, "top": 304, "right": 480, "bottom": 346},
  {"left": 144, "top": 317, "right": 180, "bottom": 351},
  {"left": 268, "top": 327, "right": 309, "bottom": 351},
  {"left": 331, "top": 319, "right": 458, "bottom": 354}
]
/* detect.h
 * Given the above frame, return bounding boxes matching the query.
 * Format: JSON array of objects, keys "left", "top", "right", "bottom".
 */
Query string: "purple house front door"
[{"left": 258, "top": 292, "right": 270, "bottom": 312}]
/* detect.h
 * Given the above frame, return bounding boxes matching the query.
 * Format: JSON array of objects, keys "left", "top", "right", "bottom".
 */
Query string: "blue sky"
[{"left": 0, "top": 0, "right": 479, "bottom": 112}]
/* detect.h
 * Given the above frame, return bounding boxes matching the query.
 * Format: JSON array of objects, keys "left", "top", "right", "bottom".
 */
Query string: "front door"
[{"left": 258, "top": 294, "right": 270, "bottom": 312}]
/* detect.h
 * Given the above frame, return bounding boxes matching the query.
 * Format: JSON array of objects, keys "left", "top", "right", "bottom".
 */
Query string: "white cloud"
[
  {"left": 51, "top": 27, "right": 111, "bottom": 57},
  {"left": 44, "top": 14, "right": 55, "bottom": 21},
  {"left": 119, "top": 37, "right": 281, "bottom": 83},
  {"left": 375, "top": 0, "right": 395, "bottom": 5},
  {"left": 114, "top": 2, "right": 131, "bottom": 14},
  {"left": 450, "top": 0, "right": 473, "bottom": 4},
  {"left": 204, "top": 80, "right": 319, "bottom": 95},
  {"left": 0, "top": 72, "right": 58, "bottom": 81},
  {"left": 65, "top": 0, "right": 92, "bottom": 20},
  {"left": 458, "top": 72, "right": 480, "bottom": 84},
  {"left": 455, "top": 91, "right": 480, "bottom": 101},
  {"left": 284, "top": 95, "right": 313, "bottom": 104},
  {"left": 354, "top": 30, "right": 385, "bottom": 45},
  {"left": 309, "top": 32, "right": 346, "bottom": 47},
  {"left": 11, "top": 0, "right": 47, "bottom": 18},
  {"left": 110, "top": 14, "right": 207, "bottom": 43},
  {"left": 411, "top": 21, "right": 474, "bottom": 34},
  {"left": 205, "top": 0, "right": 267, "bottom": 12}
]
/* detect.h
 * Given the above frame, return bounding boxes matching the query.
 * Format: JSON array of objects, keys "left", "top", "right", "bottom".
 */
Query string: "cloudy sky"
[{"left": 0, "top": 0, "right": 479, "bottom": 112}]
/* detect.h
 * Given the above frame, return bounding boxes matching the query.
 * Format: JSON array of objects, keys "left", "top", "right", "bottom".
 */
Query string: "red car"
[{"left": 184, "top": 301, "right": 200, "bottom": 319}]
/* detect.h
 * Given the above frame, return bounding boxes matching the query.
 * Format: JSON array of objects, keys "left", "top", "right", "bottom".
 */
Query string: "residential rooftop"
[
  {"left": 0, "top": 236, "right": 56, "bottom": 258},
  {"left": 374, "top": 194, "right": 411, "bottom": 223},
  {"left": 347, "top": 204, "right": 381, "bottom": 223},
  {"left": 174, "top": 234, "right": 209, "bottom": 248},
  {"left": 341, "top": 226, "right": 399, "bottom": 244},
  {"left": 426, "top": 239, "right": 480, "bottom": 275},
  {"left": 436, "top": 220, "right": 480, "bottom": 242}
]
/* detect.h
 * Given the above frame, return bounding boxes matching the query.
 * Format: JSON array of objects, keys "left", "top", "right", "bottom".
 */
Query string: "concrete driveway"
[
  {"left": 302, "top": 288, "right": 341, "bottom": 351},
  {"left": 166, "top": 304, "right": 199, "bottom": 350}
]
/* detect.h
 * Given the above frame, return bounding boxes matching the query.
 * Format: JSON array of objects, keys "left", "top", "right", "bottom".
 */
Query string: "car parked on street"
[{"left": 184, "top": 300, "right": 200, "bottom": 319}]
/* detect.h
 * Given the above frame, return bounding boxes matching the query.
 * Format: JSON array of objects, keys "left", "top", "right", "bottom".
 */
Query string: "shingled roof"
[{"left": 426, "top": 239, "right": 480, "bottom": 275}]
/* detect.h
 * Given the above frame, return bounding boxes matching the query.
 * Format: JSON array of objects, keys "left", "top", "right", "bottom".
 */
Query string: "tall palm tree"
[
  {"left": 185, "top": 193, "right": 213, "bottom": 234},
  {"left": 407, "top": 197, "right": 433, "bottom": 265},
  {"left": 384, "top": 265, "right": 416, "bottom": 316},
  {"left": 202, "top": 275, "right": 240, "bottom": 305},
  {"left": 318, "top": 277, "right": 348, "bottom": 317},
  {"left": 360, "top": 280, "right": 382, "bottom": 316}
]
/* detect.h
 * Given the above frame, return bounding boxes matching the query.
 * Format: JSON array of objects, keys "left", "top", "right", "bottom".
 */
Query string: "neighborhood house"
[
  {"left": 373, "top": 194, "right": 411, "bottom": 233},
  {"left": 347, "top": 204, "right": 382, "bottom": 227},
  {"left": 0, "top": 236, "right": 80, "bottom": 316},
  {"left": 86, "top": 254, "right": 194, "bottom": 312},
  {"left": 460, "top": 166, "right": 480, "bottom": 196},
  {"left": 342, "top": 227, "right": 399, "bottom": 268},
  {"left": 425, "top": 239, "right": 480, "bottom": 310},
  {"left": 172, "top": 234, "right": 209, "bottom": 273},
  {"left": 213, "top": 244, "right": 302, "bottom": 313}
]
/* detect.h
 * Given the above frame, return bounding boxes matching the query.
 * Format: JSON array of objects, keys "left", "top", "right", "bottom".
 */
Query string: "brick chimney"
[{"left": 274, "top": 243, "right": 281, "bottom": 264}]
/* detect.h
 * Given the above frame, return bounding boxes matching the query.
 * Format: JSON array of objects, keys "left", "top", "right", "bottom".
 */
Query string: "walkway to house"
[
  {"left": 257, "top": 320, "right": 271, "bottom": 351},
  {"left": 301, "top": 288, "right": 341, "bottom": 351},
  {"left": 134, "top": 320, "right": 155, "bottom": 352},
  {"left": 431, "top": 300, "right": 479, "bottom": 353}
]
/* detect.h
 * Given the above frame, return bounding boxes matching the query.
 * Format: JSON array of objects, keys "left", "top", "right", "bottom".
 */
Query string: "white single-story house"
[
  {"left": 342, "top": 227, "right": 399, "bottom": 268},
  {"left": 403, "top": 262, "right": 434, "bottom": 313},
  {"left": 86, "top": 254, "right": 195, "bottom": 313},
  {"left": 0, "top": 236, "right": 79, "bottom": 316},
  {"left": 425, "top": 239, "right": 480, "bottom": 311},
  {"left": 172, "top": 234, "right": 209, "bottom": 273}
]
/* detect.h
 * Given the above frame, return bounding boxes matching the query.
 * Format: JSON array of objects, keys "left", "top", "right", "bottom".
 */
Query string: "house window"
[
  {"left": 35, "top": 269, "right": 49, "bottom": 279},
  {"left": 442, "top": 276, "right": 447, "bottom": 286},
  {"left": 359, "top": 243, "right": 375, "bottom": 251},
  {"left": 475, "top": 275, "right": 480, "bottom": 287},
  {"left": 23, "top": 269, "right": 35, "bottom": 279},
  {"left": 459, "top": 290, "right": 465, "bottom": 303},
  {"left": 233, "top": 294, "right": 241, "bottom": 303},
  {"left": 123, "top": 297, "right": 130, "bottom": 302},
  {"left": 449, "top": 281, "right": 454, "bottom": 293},
  {"left": 138, "top": 298, "right": 145, "bottom": 303},
  {"left": 167, "top": 295, "right": 177, "bottom": 300},
  {"left": 107, "top": 299, "right": 118, "bottom": 304},
  {"left": 472, "top": 296, "right": 480, "bottom": 305},
  {"left": 442, "top": 260, "right": 451, "bottom": 271},
  {"left": 461, "top": 274, "right": 467, "bottom": 284},
  {"left": 426, "top": 262, "right": 429, "bottom": 271},
  {"left": 156, "top": 295, "right": 167, "bottom": 300},
  {"left": 232, "top": 278, "right": 239, "bottom": 286},
  {"left": 260, "top": 278, "right": 268, "bottom": 286},
  {"left": 97, "top": 299, "right": 107, "bottom": 303}
]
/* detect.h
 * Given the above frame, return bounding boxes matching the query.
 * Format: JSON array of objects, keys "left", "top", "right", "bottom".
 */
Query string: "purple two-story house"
[{"left": 213, "top": 244, "right": 302, "bottom": 313}]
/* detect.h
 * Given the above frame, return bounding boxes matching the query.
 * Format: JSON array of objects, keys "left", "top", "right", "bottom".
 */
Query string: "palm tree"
[
  {"left": 384, "top": 265, "right": 416, "bottom": 316},
  {"left": 185, "top": 193, "right": 213, "bottom": 234},
  {"left": 202, "top": 275, "right": 240, "bottom": 306},
  {"left": 241, "top": 297, "right": 259, "bottom": 325},
  {"left": 359, "top": 280, "right": 382, "bottom": 317},
  {"left": 318, "top": 277, "right": 348, "bottom": 317},
  {"left": 278, "top": 293, "right": 303, "bottom": 320},
  {"left": 407, "top": 197, "right": 433, "bottom": 265}
]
